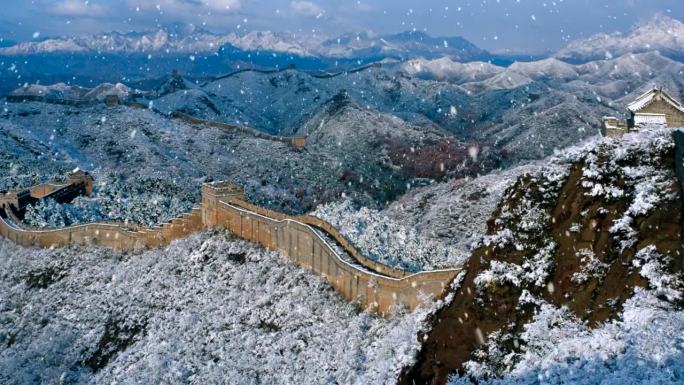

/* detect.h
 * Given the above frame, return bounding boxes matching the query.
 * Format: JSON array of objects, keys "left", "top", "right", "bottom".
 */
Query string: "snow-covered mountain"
[
  {"left": 556, "top": 15, "right": 684, "bottom": 63},
  {"left": 402, "top": 128, "right": 684, "bottom": 384},
  {"left": 0, "top": 24, "right": 323, "bottom": 59},
  {"left": 143, "top": 49, "right": 684, "bottom": 165},
  {"left": 9, "top": 82, "right": 145, "bottom": 102},
  {"left": 11, "top": 46, "right": 684, "bottom": 170},
  {"left": 0, "top": 28, "right": 233, "bottom": 55},
  {"left": 0, "top": 27, "right": 491, "bottom": 93},
  {"left": 0, "top": 94, "right": 481, "bottom": 217},
  {"left": 0, "top": 26, "right": 486, "bottom": 62},
  {"left": 401, "top": 58, "right": 504, "bottom": 83},
  {"left": 318, "top": 30, "right": 489, "bottom": 61},
  {"left": 226, "top": 30, "right": 316, "bottom": 57}
]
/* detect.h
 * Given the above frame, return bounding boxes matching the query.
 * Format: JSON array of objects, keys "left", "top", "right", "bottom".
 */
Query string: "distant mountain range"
[
  {"left": 4, "top": 15, "right": 684, "bottom": 215},
  {"left": 0, "top": 25, "right": 489, "bottom": 62},
  {"left": 2, "top": 15, "right": 682, "bottom": 63},
  {"left": 555, "top": 15, "right": 684, "bottom": 63},
  {"left": 0, "top": 15, "right": 682, "bottom": 97},
  {"left": 0, "top": 26, "right": 493, "bottom": 95}
]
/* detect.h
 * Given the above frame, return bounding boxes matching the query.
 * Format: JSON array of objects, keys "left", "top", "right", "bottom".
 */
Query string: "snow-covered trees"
[
  {"left": 448, "top": 290, "right": 684, "bottom": 385},
  {"left": 23, "top": 172, "right": 196, "bottom": 228},
  {"left": 312, "top": 200, "right": 466, "bottom": 271},
  {"left": 0, "top": 230, "right": 435, "bottom": 385}
]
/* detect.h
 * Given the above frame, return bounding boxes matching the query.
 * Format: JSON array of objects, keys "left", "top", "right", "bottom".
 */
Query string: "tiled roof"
[{"left": 627, "top": 87, "right": 684, "bottom": 113}]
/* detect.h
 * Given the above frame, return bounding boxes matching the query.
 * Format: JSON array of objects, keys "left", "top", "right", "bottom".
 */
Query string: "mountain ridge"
[
  {"left": 556, "top": 15, "right": 684, "bottom": 63},
  {"left": 0, "top": 26, "right": 487, "bottom": 62}
]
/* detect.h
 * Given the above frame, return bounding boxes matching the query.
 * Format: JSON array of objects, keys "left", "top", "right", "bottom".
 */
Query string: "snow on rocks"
[
  {"left": 571, "top": 248, "right": 610, "bottom": 284},
  {"left": 474, "top": 260, "right": 524, "bottom": 288},
  {"left": 448, "top": 289, "right": 684, "bottom": 385},
  {"left": 474, "top": 162, "right": 568, "bottom": 292},
  {"left": 442, "top": 128, "right": 684, "bottom": 385},
  {"left": 632, "top": 245, "right": 683, "bottom": 303},
  {"left": 578, "top": 129, "right": 679, "bottom": 253}
]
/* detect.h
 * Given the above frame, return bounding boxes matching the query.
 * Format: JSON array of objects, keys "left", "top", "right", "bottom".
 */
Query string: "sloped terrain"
[
  {"left": 0, "top": 98, "right": 474, "bottom": 225},
  {"left": 400, "top": 129, "right": 683, "bottom": 384},
  {"left": 312, "top": 164, "right": 539, "bottom": 272},
  {"left": 8, "top": 83, "right": 145, "bottom": 103},
  {"left": 146, "top": 50, "right": 683, "bottom": 165},
  {"left": 0, "top": 230, "right": 437, "bottom": 385}
]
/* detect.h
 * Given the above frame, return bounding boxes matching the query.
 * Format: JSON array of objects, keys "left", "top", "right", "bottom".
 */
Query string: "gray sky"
[{"left": 2, "top": 0, "right": 683, "bottom": 53}]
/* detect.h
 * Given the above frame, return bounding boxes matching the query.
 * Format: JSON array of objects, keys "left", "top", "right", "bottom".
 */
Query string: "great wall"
[
  {"left": 7, "top": 81, "right": 683, "bottom": 313},
  {"left": 205, "top": 61, "right": 384, "bottom": 84},
  {"left": 0, "top": 176, "right": 460, "bottom": 315},
  {"left": 7, "top": 94, "right": 308, "bottom": 149},
  {"left": 168, "top": 111, "right": 307, "bottom": 149}
]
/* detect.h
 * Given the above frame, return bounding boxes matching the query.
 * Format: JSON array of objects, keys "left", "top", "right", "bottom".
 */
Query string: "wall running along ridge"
[
  {"left": 5, "top": 96, "right": 306, "bottom": 149},
  {"left": 0, "top": 181, "right": 459, "bottom": 315},
  {"left": 168, "top": 111, "right": 307, "bottom": 149}
]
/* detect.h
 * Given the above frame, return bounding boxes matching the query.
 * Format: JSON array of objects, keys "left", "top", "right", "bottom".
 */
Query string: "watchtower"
[
  {"left": 67, "top": 170, "right": 95, "bottom": 195},
  {"left": 603, "top": 87, "right": 684, "bottom": 137},
  {"left": 201, "top": 181, "right": 246, "bottom": 227}
]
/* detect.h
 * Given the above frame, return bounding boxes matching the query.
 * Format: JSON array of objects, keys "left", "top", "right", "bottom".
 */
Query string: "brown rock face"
[{"left": 399, "top": 137, "right": 682, "bottom": 385}]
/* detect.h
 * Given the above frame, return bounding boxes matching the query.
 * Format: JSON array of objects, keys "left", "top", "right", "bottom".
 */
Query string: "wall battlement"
[{"left": 0, "top": 180, "right": 459, "bottom": 315}]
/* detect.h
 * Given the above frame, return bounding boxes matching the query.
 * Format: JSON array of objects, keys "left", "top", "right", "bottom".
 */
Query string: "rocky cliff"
[{"left": 400, "top": 129, "right": 683, "bottom": 384}]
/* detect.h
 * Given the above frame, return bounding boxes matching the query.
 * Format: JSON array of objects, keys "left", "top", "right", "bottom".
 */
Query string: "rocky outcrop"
[{"left": 400, "top": 130, "right": 683, "bottom": 384}]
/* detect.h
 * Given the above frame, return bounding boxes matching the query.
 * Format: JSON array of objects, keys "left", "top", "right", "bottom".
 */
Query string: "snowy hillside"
[
  {"left": 317, "top": 30, "right": 489, "bottom": 61},
  {"left": 447, "top": 290, "right": 684, "bottom": 385},
  {"left": 9, "top": 82, "right": 143, "bottom": 102},
  {"left": 402, "top": 128, "right": 684, "bottom": 384},
  {"left": 404, "top": 52, "right": 684, "bottom": 96},
  {"left": 312, "top": 164, "right": 539, "bottom": 271},
  {"left": 147, "top": 50, "right": 684, "bottom": 164},
  {"left": 0, "top": 100, "right": 471, "bottom": 222},
  {"left": 400, "top": 58, "right": 504, "bottom": 83},
  {"left": 0, "top": 28, "right": 237, "bottom": 56},
  {"left": 0, "top": 230, "right": 440, "bottom": 385}
]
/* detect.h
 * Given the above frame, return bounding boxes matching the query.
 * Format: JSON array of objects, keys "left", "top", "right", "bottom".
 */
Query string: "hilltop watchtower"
[{"left": 604, "top": 87, "right": 684, "bottom": 137}]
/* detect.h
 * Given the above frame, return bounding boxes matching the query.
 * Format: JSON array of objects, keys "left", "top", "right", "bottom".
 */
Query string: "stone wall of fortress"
[
  {"left": 637, "top": 99, "right": 684, "bottom": 128},
  {"left": 0, "top": 182, "right": 459, "bottom": 315}
]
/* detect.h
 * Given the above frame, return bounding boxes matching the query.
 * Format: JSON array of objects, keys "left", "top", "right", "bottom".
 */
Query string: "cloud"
[
  {"left": 130, "top": 0, "right": 242, "bottom": 16},
  {"left": 290, "top": 1, "right": 324, "bottom": 18},
  {"left": 49, "top": 0, "right": 110, "bottom": 17},
  {"left": 202, "top": 0, "right": 242, "bottom": 13}
]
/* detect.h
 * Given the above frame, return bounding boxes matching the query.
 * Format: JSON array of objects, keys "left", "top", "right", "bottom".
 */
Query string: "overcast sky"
[{"left": 1, "top": 0, "right": 683, "bottom": 53}]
